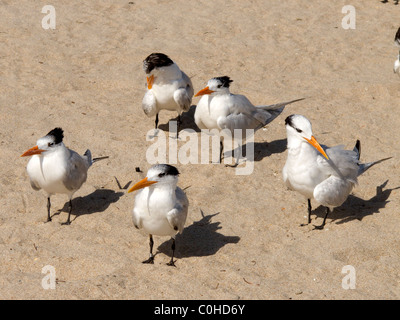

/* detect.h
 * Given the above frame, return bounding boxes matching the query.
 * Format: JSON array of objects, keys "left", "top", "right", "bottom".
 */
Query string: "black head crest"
[
  {"left": 213, "top": 76, "right": 233, "bottom": 88},
  {"left": 285, "top": 115, "right": 294, "bottom": 127},
  {"left": 155, "top": 164, "right": 180, "bottom": 176},
  {"left": 143, "top": 53, "right": 174, "bottom": 74},
  {"left": 163, "top": 164, "right": 179, "bottom": 176},
  {"left": 46, "top": 127, "right": 64, "bottom": 144}
]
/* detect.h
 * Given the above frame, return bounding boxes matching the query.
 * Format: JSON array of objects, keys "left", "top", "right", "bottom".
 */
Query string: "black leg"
[
  {"left": 300, "top": 199, "right": 312, "bottom": 226},
  {"left": 143, "top": 235, "right": 155, "bottom": 264},
  {"left": 166, "top": 238, "right": 176, "bottom": 267},
  {"left": 155, "top": 113, "right": 159, "bottom": 130},
  {"left": 314, "top": 207, "right": 330, "bottom": 230},
  {"left": 219, "top": 140, "right": 224, "bottom": 163},
  {"left": 62, "top": 200, "right": 72, "bottom": 225},
  {"left": 176, "top": 114, "right": 182, "bottom": 139},
  {"left": 46, "top": 197, "right": 51, "bottom": 222}
]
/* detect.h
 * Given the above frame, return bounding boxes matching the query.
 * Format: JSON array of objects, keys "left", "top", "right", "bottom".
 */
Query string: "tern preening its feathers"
[
  {"left": 128, "top": 164, "right": 189, "bottom": 266},
  {"left": 282, "top": 115, "right": 391, "bottom": 229},
  {"left": 194, "top": 76, "right": 303, "bottom": 166},
  {"left": 394, "top": 27, "right": 400, "bottom": 74},
  {"left": 21, "top": 128, "right": 108, "bottom": 225},
  {"left": 142, "top": 53, "right": 194, "bottom": 137}
]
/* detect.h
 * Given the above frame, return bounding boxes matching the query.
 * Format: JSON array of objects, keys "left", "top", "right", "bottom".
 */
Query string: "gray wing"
[
  {"left": 173, "top": 72, "right": 194, "bottom": 113},
  {"left": 63, "top": 149, "right": 91, "bottom": 191},
  {"left": 166, "top": 187, "right": 189, "bottom": 234},
  {"left": 217, "top": 94, "right": 269, "bottom": 132},
  {"left": 317, "top": 145, "right": 359, "bottom": 183},
  {"left": 30, "top": 179, "right": 41, "bottom": 191},
  {"left": 220, "top": 97, "right": 304, "bottom": 132}
]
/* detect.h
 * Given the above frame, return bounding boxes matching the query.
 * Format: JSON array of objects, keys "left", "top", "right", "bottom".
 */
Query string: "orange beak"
[
  {"left": 195, "top": 86, "right": 215, "bottom": 97},
  {"left": 127, "top": 177, "right": 158, "bottom": 193},
  {"left": 20, "top": 145, "right": 45, "bottom": 157},
  {"left": 146, "top": 75, "right": 154, "bottom": 90},
  {"left": 303, "top": 136, "right": 329, "bottom": 160}
]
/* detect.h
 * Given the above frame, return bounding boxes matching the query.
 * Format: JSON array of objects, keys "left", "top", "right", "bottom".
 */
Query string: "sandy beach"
[{"left": 1, "top": 0, "right": 400, "bottom": 299}]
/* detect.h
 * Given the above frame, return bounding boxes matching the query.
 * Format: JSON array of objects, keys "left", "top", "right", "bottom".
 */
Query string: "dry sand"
[{"left": 1, "top": 0, "right": 400, "bottom": 299}]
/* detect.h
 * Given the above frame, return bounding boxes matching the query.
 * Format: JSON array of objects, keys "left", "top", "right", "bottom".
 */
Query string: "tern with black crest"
[
  {"left": 142, "top": 53, "right": 194, "bottom": 137},
  {"left": 282, "top": 114, "right": 391, "bottom": 229},
  {"left": 194, "top": 76, "right": 303, "bottom": 166},
  {"left": 20, "top": 128, "right": 108, "bottom": 225},
  {"left": 128, "top": 164, "right": 189, "bottom": 266}
]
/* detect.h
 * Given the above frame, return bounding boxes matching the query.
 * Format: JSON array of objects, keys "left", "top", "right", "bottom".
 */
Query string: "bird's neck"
[{"left": 287, "top": 137, "right": 315, "bottom": 158}]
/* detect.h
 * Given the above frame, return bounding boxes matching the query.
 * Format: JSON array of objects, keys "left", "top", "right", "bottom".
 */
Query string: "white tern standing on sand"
[
  {"left": 142, "top": 53, "right": 194, "bottom": 138},
  {"left": 21, "top": 128, "right": 108, "bottom": 225},
  {"left": 194, "top": 76, "right": 303, "bottom": 166},
  {"left": 282, "top": 114, "right": 391, "bottom": 229},
  {"left": 128, "top": 164, "right": 189, "bottom": 267}
]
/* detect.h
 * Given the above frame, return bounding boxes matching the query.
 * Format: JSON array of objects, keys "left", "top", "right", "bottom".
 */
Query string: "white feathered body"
[
  {"left": 133, "top": 185, "right": 189, "bottom": 237},
  {"left": 26, "top": 144, "right": 91, "bottom": 198},
  {"left": 142, "top": 63, "right": 193, "bottom": 117},
  {"left": 283, "top": 140, "right": 359, "bottom": 209}
]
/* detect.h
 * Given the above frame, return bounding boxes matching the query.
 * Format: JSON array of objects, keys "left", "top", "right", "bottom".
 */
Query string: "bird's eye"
[
  {"left": 48, "top": 142, "right": 54, "bottom": 147},
  {"left": 295, "top": 128, "right": 302, "bottom": 133},
  {"left": 158, "top": 173, "right": 165, "bottom": 178},
  {"left": 217, "top": 84, "right": 222, "bottom": 88}
]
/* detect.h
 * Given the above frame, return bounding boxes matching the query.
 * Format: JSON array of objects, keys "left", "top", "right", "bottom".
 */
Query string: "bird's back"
[{"left": 62, "top": 149, "right": 91, "bottom": 192}]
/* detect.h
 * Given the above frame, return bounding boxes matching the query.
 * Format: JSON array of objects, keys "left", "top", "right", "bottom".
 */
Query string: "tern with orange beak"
[
  {"left": 20, "top": 128, "right": 108, "bottom": 225},
  {"left": 142, "top": 53, "right": 194, "bottom": 137},
  {"left": 282, "top": 114, "right": 391, "bottom": 229},
  {"left": 128, "top": 164, "right": 189, "bottom": 266},
  {"left": 194, "top": 76, "right": 303, "bottom": 166}
]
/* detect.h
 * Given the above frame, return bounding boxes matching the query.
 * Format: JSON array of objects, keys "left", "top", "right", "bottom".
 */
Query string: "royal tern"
[
  {"left": 394, "top": 27, "right": 400, "bottom": 73},
  {"left": 142, "top": 53, "right": 194, "bottom": 137},
  {"left": 194, "top": 76, "right": 303, "bottom": 166},
  {"left": 21, "top": 128, "right": 108, "bottom": 225},
  {"left": 282, "top": 114, "right": 391, "bottom": 229},
  {"left": 128, "top": 164, "right": 189, "bottom": 266}
]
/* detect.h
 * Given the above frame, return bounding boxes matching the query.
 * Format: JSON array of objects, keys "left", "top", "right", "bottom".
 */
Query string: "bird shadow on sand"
[
  {"left": 311, "top": 180, "right": 399, "bottom": 226},
  {"left": 157, "top": 210, "right": 240, "bottom": 259},
  {"left": 222, "top": 138, "right": 287, "bottom": 163},
  {"left": 54, "top": 189, "right": 124, "bottom": 223},
  {"left": 157, "top": 105, "right": 201, "bottom": 133},
  {"left": 252, "top": 138, "right": 287, "bottom": 162}
]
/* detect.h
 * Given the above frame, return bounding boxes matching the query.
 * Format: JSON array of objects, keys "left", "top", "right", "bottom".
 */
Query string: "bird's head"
[
  {"left": 195, "top": 76, "right": 233, "bottom": 97},
  {"left": 128, "top": 164, "right": 180, "bottom": 193},
  {"left": 20, "top": 127, "right": 64, "bottom": 157},
  {"left": 285, "top": 114, "right": 329, "bottom": 160},
  {"left": 143, "top": 53, "right": 174, "bottom": 89}
]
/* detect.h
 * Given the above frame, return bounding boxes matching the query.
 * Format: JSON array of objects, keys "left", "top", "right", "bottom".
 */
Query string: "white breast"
[
  {"left": 133, "top": 187, "right": 177, "bottom": 237},
  {"left": 26, "top": 150, "right": 71, "bottom": 196}
]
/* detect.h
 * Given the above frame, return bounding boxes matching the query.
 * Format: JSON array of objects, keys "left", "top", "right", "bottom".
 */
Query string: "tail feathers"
[
  {"left": 358, "top": 157, "right": 392, "bottom": 176},
  {"left": 92, "top": 156, "right": 109, "bottom": 163},
  {"left": 256, "top": 98, "right": 305, "bottom": 127},
  {"left": 83, "top": 149, "right": 92, "bottom": 165},
  {"left": 353, "top": 139, "right": 361, "bottom": 160},
  {"left": 256, "top": 98, "right": 305, "bottom": 111},
  {"left": 83, "top": 149, "right": 109, "bottom": 166}
]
